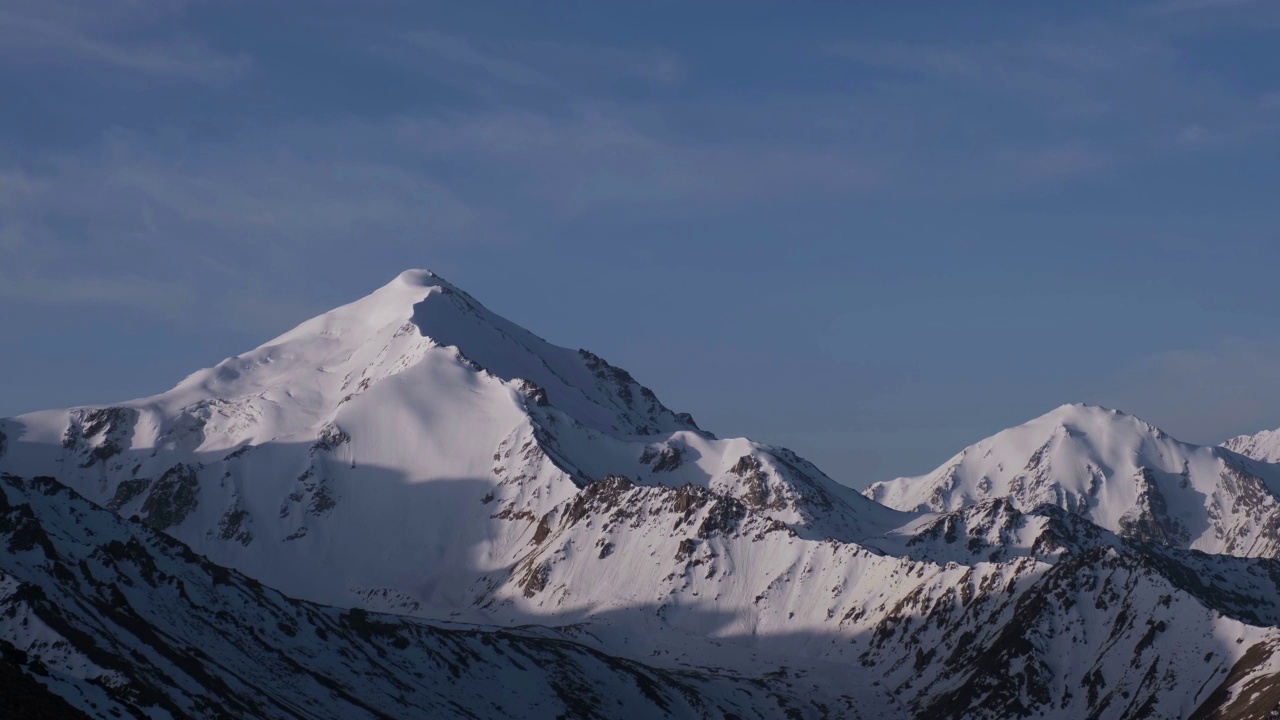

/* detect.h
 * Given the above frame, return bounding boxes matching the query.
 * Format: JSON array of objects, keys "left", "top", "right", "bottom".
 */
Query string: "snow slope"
[{"left": 865, "top": 403, "right": 1280, "bottom": 558}]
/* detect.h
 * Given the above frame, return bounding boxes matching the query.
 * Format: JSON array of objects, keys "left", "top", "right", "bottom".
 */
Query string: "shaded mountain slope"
[{"left": 0, "top": 473, "right": 842, "bottom": 720}]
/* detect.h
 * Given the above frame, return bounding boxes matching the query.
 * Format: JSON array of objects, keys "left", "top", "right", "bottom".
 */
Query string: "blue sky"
[{"left": 2, "top": 0, "right": 1279, "bottom": 487}]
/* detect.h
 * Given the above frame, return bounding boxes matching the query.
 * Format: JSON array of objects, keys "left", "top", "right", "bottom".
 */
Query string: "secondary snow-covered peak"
[
  {"left": 865, "top": 402, "right": 1280, "bottom": 557},
  {"left": 5, "top": 268, "right": 846, "bottom": 613},
  {"left": 1023, "top": 402, "right": 1170, "bottom": 440},
  {"left": 1224, "top": 427, "right": 1280, "bottom": 463},
  {"left": 887, "top": 403, "right": 1187, "bottom": 486}
]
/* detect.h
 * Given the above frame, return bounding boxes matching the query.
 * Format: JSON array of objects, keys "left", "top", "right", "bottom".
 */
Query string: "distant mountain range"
[{"left": 4, "top": 270, "right": 1279, "bottom": 719}]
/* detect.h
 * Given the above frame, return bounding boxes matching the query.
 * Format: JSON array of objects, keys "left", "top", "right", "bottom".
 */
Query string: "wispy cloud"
[
  {"left": 0, "top": 270, "right": 196, "bottom": 317},
  {"left": 0, "top": 98, "right": 879, "bottom": 330},
  {"left": 394, "top": 108, "right": 878, "bottom": 214},
  {"left": 1015, "top": 144, "right": 1115, "bottom": 180},
  {"left": 821, "top": 6, "right": 1280, "bottom": 187},
  {"left": 824, "top": 40, "right": 989, "bottom": 80},
  {"left": 393, "top": 30, "right": 553, "bottom": 88},
  {"left": 0, "top": 4, "right": 249, "bottom": 85},
  {"left": 0, "top": 125, "right": 480, "bottom": 330},
  {"left": 373, "top": 29, "right": 684, "bottom": 101},
  {"left": 3, "top": 1, "right": 1277, "bottom": 335},
  {"left": 824, "top": 31, "right": 1164, "bottom": 119},
  {"left": 1176, "top": 123, "right": 1211, "bottom": 145},
  {"left": 1141, "top": 0, "right": 1265, "bottom": 15}
]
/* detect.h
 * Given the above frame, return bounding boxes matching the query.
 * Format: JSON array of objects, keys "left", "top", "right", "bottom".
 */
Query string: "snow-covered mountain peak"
[
  {"left": 1, "top": 269, "right": 892, "bottom": 615},
  {"left": 162, "top": 269, "right": 447, "bottom": 400},
  {"left": 1224, "top": 427, "right": 1280, "bottom": 464},
  {"left": 1013, "top": 402, "right": 1171, "bottom": 443},
  {"left": 7, "top": 270, "right": 699, "bottom": 462},
  {"left": 866, "top": 402, "right": 1280, "bottom": 557},
  {"left": 11, "top": 273, "right": 1280, "bottom": 718}
]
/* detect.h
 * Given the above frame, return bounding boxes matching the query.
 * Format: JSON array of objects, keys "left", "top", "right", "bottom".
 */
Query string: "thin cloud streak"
[
  {"left": 371, "top": 28, "right": 685, "bottom": 101},
  {"left": 0, "top": 8, "right": 250, "bottom": 85},
  {"left": 0, "top": 103, "right": 878, "bottom": 329}
]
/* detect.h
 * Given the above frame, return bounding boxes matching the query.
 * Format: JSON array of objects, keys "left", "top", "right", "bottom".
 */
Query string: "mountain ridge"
[
  {"left": 5, "top": 271, "right": 1280, "bottom": 718},
  {"left": 1, "top": 472, "right": 831, "bottom": 719}
]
